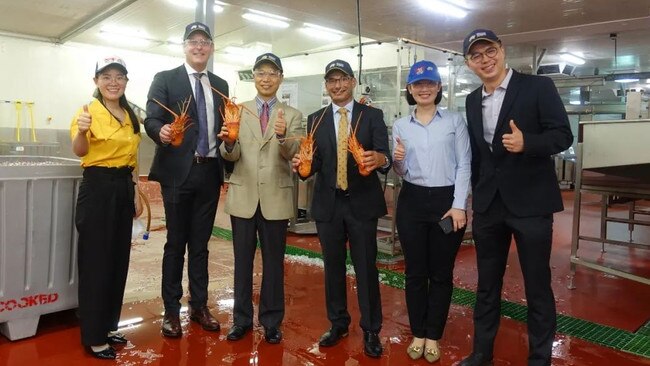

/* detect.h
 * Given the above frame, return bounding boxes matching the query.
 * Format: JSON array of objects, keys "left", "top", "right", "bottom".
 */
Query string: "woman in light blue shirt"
[{"left": 392, "top": 60, "right": 471, "bottom": 363}]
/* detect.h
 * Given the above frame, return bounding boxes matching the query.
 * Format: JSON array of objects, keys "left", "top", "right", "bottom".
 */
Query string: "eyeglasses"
[
  {"left": 253, "top": 70, "right": 282, "bottom": 79},
  {"left": 184, "top": 39, "right": 213, "bottom": 47},
  {"left": 98, "top": 74, "right": 127, "bottom": 83},
  {"left": 325, "top": 76, "right": 352, "bottom": 85},
  {"left": 466, "top": 46, "right": 499, "bottom": 63}
]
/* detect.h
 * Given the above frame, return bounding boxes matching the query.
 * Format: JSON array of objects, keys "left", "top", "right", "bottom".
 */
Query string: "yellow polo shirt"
[{"left": 70, "top": 99, "right": 141, "bottom": 168}]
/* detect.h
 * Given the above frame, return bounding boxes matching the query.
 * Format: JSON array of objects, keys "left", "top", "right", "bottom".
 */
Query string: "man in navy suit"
[
  {"left": 292, "top": 59, "right": 391, "bottom": 358},
  {"left": 144, "top": 21, "right": 228, "bottom": 338},
  {"left": 459, "top": 29, "right": 573, "bottom": 366}
]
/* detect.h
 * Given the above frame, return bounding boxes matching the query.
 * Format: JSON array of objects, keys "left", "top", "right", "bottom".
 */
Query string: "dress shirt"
[
  {"left": 392, "top": 108, "right": 471, "bottom": 210},
  {"left": 184, "top": 63, "right": 217, "bottom": 157},
  {"left": 331, "top": 101, "right": 354, "bottom": 140},
  {"left": 481, "top": 68, "right": 513, "bottom": 149}
]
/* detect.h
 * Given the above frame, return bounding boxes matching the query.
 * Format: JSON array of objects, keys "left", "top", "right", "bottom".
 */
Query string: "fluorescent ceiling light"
[
  {"left": 614, "top": 78, "right": 639, "bottom": 83},
  {"left": 100, "top": 26, "right": 152, "bottom": 46},
  {"left": 569, "top": 100, "right": 581, "bottom": 105},
  {"left": 418, "top": 0, "right": 468, "bottom": 18},
  {"left": 166, "top": 0, "right": 224, "bottom": 12},
  {"left": 300, "top": 23, "right": 344, "bottom": 41},
  {"left": 560, "top": 52, "right": 585, "bottom": 65},
  {"left": 242, "top": 11, "right": 290, "bottom": 28}
]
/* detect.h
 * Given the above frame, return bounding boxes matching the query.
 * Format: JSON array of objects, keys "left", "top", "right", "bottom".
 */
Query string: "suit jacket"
[
  {"left": 465, "top": 70, "right": 573, "bottom": 217},
  {"left": 220, "top": 100, "right": 302, "bottom": 220},
  {"left": 306, "top": 101, "right": 391, "bottom": 222},
  {"left": 144, "top": 65, "right": 229, "bottom": 187}
]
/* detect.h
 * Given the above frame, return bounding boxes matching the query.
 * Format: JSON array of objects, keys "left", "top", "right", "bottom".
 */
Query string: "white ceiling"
[{"left": 2, "top": 0, "right": 650, "bottom": 105}]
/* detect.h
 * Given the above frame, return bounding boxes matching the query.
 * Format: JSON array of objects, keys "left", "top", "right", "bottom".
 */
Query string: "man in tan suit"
[{"left": 218, "top": 53, "right": 302, "bottom": 344}]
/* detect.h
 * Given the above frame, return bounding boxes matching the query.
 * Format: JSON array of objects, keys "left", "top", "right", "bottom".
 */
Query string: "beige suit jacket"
[{"left": 219, "top": 99, "right": 303, "bottom": 220}]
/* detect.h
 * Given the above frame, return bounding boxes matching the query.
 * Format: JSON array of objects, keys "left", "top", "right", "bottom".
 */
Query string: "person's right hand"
[
  {"left": 77, "top": 105, "right": 91, "bottom": 134},
  {"left": 291, "top": 153, "right": 301, "bottom": 173},
  {"left": 394, "top": 137, "right": 406, "bottom": 161},
  {"left": 217, "top": 124, "right": 235, "bottom": 146},
  {"left": 159, "top": 124, "right": 172, "bottom": 144}
]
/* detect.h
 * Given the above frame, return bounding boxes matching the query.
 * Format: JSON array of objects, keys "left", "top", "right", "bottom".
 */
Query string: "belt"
[
  {"left": 192, "top": 156, "right": 217, "bottom": 164},
  {"left": 335, "top": 189, "right": 349, "bottom": 197}
]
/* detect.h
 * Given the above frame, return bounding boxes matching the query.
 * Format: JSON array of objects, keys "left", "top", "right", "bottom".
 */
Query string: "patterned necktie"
[
  {"left": 336, "top": 108, "right": 349, "bottom": 190},
  {"left": 194, "top": 73, "right": 209, "bottom": 157},
  {"left": 260, "top": 102, "right": 269, "bottom": 134}
]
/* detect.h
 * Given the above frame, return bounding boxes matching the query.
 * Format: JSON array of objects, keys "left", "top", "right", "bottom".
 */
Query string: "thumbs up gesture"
[
  {"left": 274, "top": 108, "right": 286, "bottom": 137},
  {"left": 77, "top": 104, "right": 92, "bottom": 134},
  {"left": 502, "top": 119, "right": 524, "bottom": 153},
  {"left": 394, "top": 136, "right": 406, "bottom": 161}
]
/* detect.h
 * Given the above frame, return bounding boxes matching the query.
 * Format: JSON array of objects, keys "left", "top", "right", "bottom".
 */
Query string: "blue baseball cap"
[
  {"left": 407, "top": 60, "right": 441, "bottom": 85},
  {"left": 184, "top": 21, "right": 212, "bottom": 40},
  {"left": 325, "top": 59, "right": 354, "bottom": 78},
  {"left": 463, "top": 29, "right": 500, "bottom": 55},
  {"left": 254, "top": 53, "right": 283, "bottom": 72}
]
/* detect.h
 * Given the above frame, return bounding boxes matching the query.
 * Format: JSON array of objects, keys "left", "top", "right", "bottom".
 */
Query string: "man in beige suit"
[{"left": 218, "top": 53, "right": 302, "bottom": 344}]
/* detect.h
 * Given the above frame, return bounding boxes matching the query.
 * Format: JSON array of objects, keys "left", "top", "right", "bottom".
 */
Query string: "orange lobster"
[
  {"left": 297, "top": 108, "right": 327, "bottom": 178},
  {"left": 210, "top": 87, "right": 256, "bottom": 141},
  {"left": 153, "top": 96, "right": 193, "bottom": 147},
  {"left": 347, "top": 111, "right": 372, "bottom": 176}
]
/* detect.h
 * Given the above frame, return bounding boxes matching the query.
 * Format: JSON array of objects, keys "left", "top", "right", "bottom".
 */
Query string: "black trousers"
[
  {"left": 472, "top": 192, "right": 556, "bottom": 366},
  {"left": 75, "top": 166, "right": 134, "bottom": 346},
  {"left": 230, "top": 205, "right": 287, "bottom": 329},
  {"left": 396, "top": 181, "right": 464, "bottom": 340},
  {"left": 161, "top": 160, "right": 220, "bottom": 314},
  {"left": 315, "top": 193, "right": 382, "bottom": 333}
]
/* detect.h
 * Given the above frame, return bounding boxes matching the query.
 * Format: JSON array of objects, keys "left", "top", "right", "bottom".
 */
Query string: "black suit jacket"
[
  {"left": 307, "top": 101, "right": 391, "bottom": 222},
  {"left": 144, "top": 65, "right": 229, "bottom": 187},
  {"left": 465, "top": 70, "right": 573, "bottom": 217}
]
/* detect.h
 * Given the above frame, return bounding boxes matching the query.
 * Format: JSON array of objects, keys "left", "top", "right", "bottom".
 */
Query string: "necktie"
[
  {"left": 336, "top": 108, "right": 349, "bottom": 190},
  {"left": 194, "top": 73, "right": 209, "bottom": 157},
  {"left": 260, "top": 102, "right": 269, "bottom": 134}
]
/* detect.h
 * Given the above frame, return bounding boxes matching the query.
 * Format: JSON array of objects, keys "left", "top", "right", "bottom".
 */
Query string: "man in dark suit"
[
  {"left": 144, "top": 21, "right": 228, "bottom": 338},
  {"left": 291, "top": 59, "right": 391, "bottom": 358},
  {"left": 459, "top": 29, "right": 573, "bottom": 366}
]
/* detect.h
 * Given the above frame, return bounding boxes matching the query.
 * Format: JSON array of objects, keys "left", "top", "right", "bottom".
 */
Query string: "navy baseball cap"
[
  {"left": 95, "top": 55, "right": 128, "bottom": 76},
  {"left": 254, "top": 53, "right": 283, "bottom": 72},
  {"left": 463, "top": 29, "right": 500, "bottom": 55},
  {"left": 407, "top": 60, "right": 441, "bottom": 85},
  {"left": 184, "top": 21, "right": 212, "bottom": 40},
  {"left": 324, "top": 59, "right": 354, "bottom": 78}
]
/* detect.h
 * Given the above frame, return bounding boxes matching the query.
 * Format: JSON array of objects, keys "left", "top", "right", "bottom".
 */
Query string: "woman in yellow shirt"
[{"left": 70, "top": 56, "right": 141, "bottom": 360}]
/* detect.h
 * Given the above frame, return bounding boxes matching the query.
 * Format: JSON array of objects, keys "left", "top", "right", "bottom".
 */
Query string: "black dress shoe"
[
  {"left": 363, "top": 331, "right": 383, "bottom": 358},
  {"left": 226, "top": 325, "right": 252, "bottom": 341},
  {"left": 459, "top": 352, "right": 494, "bottom": 366},
  {"left": 161, "top": 313, "right": 182, "bottom": 338},
  {"left": 318, "top": 327, "right": 349, "bottom": 347},
  {"left": 106, "top": 332, "right": 127, "bottom": 345},
  {"left": 86, "top": 345, "right": 116, "bottom": 360},
  {"left": 189, "top": 306, "right": 221, "bottom": 331},
  {"left": 264, "top": 327, "right": 282, "bottom": 344}
]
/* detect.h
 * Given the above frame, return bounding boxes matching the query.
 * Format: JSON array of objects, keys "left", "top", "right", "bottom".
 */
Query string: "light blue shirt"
[
  {"left": 255, "top": 95, "right": 278, "bottom": 116},
  {"left": 392, "top": 108, "right": 471, "bottom": 210},
  {"left": 481, "top": 68, "right": 513, "bottom": 149}
]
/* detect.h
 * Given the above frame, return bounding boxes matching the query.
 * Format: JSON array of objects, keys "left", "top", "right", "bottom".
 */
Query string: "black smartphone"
[{"left": 438, "top": 216, "right": 454, "bottom": 234}]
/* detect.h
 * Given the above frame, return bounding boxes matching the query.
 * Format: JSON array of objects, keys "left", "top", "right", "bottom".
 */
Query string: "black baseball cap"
[
  {"left": 184, "top": 21, "right": 212, "bottom": 40},
  {"left": 324, "top": 59, "right": 354, "bottom": 78},
  {"left": 254, "top": 53, "right": 283, "bottom": 72},
  {"left": 463, "top": 29, "right": 500, "bottom": 55}
]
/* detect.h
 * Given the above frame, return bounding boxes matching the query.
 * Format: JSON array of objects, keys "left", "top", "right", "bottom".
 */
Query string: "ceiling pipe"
[{"left": 58, "top": 0, "right": 139, "bottom": 43}]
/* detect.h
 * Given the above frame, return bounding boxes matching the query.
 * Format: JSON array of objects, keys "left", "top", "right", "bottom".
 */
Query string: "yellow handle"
[{"left": 14, "top": 101, "right": 22, "bottom": 142}]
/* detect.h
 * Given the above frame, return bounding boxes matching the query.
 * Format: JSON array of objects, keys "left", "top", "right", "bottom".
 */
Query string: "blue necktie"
[{"left": 194, "top": 73, "right": 209, "bottom": 157}]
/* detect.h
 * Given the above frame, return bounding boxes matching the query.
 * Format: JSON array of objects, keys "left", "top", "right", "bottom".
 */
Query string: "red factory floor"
[{"left": 1, "top": 188, "right": 649, "bottom": 365}]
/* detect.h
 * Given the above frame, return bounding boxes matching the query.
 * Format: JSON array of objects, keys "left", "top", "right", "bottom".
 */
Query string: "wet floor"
[{"left": 0, "top": 188, "right": 649, "bottom": 365}]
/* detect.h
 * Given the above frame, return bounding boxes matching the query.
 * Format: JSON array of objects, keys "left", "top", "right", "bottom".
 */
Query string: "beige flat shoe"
[
  {"left": 424, "top": 340, "right": 440, "bottom": 363},
  {"left": 406, "top": 338, "right": 425, "bottom": 360}
]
